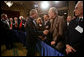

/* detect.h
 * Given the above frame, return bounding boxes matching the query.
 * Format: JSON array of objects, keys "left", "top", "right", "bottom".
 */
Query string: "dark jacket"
[
  {"left": 1, "top": 21, "right": 10, "bottom": 44},
  {"left": 66, "top": 17, "right": 83, "bottom": 55},
  {"left": 44, "top": 20, "right": 51, "bottom": 30},
  {"left": 25, "top": 17, "right": 45, "bottom": 56},
  {"left": 26, "top": 17, "right": 44, "bottom": 45},
  {"left": 18, "top": 19, "right": 26, "bottom": 31}
]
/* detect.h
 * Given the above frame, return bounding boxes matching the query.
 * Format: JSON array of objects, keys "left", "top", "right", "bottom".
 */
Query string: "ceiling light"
[
  {"left": 54, "top": 1, "right": 59, "bottom": 4},
  {"left": 40, "top": 1, "right": 49, "bottom": 10},
  {"left": 4, "top": 1, "right": 13, "bottom": 7}
]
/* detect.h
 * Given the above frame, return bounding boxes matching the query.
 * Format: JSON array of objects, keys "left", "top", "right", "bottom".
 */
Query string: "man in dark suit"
[
  {"left": 18, "top": 16, "right": 26, "bottom": 32},
  {"left": 42, "top": 14, "right": 51, "bottom": 44},
  {"left": 1, "top": 13, "right": 10, "bottom": 48},
  {"left": 66, "top": 16, "right": 72, "bottom": 26},
  {"left": 65, "top": 1, "right": 83, "bottom": 56},
  {"left": 13, "top": 17, "right": 19, "bottom": 30},
  {"left": 26, "top": 9, "right": 48, "bottom": 56},
  {"left": 43, "top": 14, "right": 51, "bottom": 30},
  {"left": 1, "top": 14, "right": 16, "bottom": 50},
  {"left": 1, "top": 13, "right": 10, "bottom": 28}
]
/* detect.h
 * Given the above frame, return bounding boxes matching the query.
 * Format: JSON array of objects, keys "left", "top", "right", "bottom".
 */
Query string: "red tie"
[
  {"left": 10, "top": 22, "right": 12, "bottom": 29},
  {"left": 19, "top": 21, "right": 22, "bottom": 29}
]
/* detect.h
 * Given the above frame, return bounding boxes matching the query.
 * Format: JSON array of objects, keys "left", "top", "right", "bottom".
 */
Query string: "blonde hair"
[
  {"left": 36, "top": 17, "right": 42, "bottom": 24},
  {"left": 76, "top": 1, "right": 83, "bottom": 7}
]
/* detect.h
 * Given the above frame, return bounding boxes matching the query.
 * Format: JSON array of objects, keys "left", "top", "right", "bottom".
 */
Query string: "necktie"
[
  {"left": 19, "top": 21, "right": 22, "bottom": 29},
  {"left": 10, "top": 22, "right": 12, "bottom": 28}
]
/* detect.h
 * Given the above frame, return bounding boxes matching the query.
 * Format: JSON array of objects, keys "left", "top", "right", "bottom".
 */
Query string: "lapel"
[
  {"left": 50, "top": 16, "right": 58, "bottom": 33},
  {"left": 53, "top": 16, "right": 58, "bottom": 31},
  {"left": 29, "top": 17, "right": 37, "bottom": 29}
]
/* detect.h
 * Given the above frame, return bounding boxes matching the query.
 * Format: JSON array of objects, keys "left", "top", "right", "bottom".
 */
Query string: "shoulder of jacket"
[
  {"left": 57, "top": 16, "right": 64, "bottom": 22},
  {"left": 58, "top": 16, "right": 64, "bottom": 19}
]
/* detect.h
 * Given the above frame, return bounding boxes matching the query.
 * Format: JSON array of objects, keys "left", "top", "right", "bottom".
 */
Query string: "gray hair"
[
  {"left": 30, "top": 9, "right": 37, "bottom": 16},
  {"left": 1, "top": 13, "right": 7, "bottom": 18},
  {"left": 49, "top": 7, "right": 58, "bottom": 15},
  {"left": 76, "top": 1, "right": 83, "bottom": 7}
]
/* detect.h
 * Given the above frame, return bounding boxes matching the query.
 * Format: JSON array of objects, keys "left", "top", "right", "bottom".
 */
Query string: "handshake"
[{"left": 43, "top": 30, "right": 49, "bottom": 35}]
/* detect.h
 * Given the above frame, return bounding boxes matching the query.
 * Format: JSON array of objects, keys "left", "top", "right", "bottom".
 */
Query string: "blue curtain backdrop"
[{"left": 13, "top": 30, "right": 64, "bottom": 56}]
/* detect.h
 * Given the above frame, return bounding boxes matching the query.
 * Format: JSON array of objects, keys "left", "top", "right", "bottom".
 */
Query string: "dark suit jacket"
[
  {"left": 66, "top": 17, "right": 83, "bottom": 55},
  {"left": 44, "top": 20, "right": 51, "bottom": 30},
  {"left": 18, "top": 19, "right": 25, "bottom": 31},
  {"left": 1, "top": 21, "right": 14, "bottom": 45},
  {"left": 1, "top": 21, "right": 10, "bottom": 43},
  {"left": 25, "top": 17, "right": 44, "bottom": 46},
  {"left": 36, "top": 23, "right": 44, "bottom": 31}
]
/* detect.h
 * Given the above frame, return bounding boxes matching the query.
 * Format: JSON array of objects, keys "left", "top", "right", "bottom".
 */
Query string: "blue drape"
[
  {"left": 13, "top": 30, "right": 64, "bottom": 56},
  {"left": 36, "top": 39, "right": 64, "bottom": 56}
]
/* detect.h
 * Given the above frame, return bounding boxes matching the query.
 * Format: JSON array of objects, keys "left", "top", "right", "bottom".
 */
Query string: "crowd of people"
[
  {"left": 1, "top": 1, "right": 83, "bottom": 56},
  {"left": 1, "top": 14, "right": 26, "bottom": 32}
]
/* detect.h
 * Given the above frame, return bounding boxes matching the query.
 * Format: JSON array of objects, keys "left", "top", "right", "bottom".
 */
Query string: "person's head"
[
  {"left": 14, "top": 17, "right": 18, "bottom": 27},
  {"left": 30, "top": 9, "right": 38, "bottom": 19},
  {"left": 9, "top": 18, "right": 13, "bottom": 22},
  {"left": 36, "top": 17, "right": 42, "bottom": 24},
  {"left": 14, "top": 17, "right": 18, "bottom": 21},
  {"left": 48, "top": 7, "right": 58, "bottom": 19},
  {"left": 67, "top": 16, "right": 72, "bottom": 22},
  {"left": 19, "top": 16, "right": 24, "bottom": 20},
  {"left": 74, "top": 1, "right": 83, "bottom": 17},
  {"left": 43, "top": 14, "right": 49, "bottom": 21},
  {"left": 1, "top": 13, "right": 8, "bottom": 20}
]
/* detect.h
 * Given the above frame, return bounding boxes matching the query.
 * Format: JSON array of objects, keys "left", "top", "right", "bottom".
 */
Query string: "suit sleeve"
[
  {"left": 65, "top": 21, "right": 72, "bottom": 44},
  {"left": 26, "top": 21, "right": 44, "bottom": 37}
]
